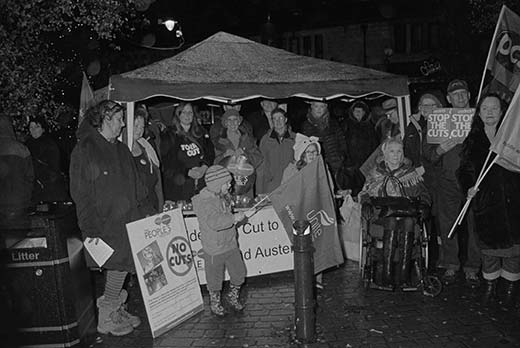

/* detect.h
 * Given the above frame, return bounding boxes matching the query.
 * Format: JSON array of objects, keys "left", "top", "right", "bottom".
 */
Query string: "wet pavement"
[{"left": 89, "top": 261, "right": 520, "bottom": 348}]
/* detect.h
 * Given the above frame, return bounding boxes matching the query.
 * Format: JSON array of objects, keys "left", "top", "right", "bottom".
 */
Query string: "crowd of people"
[{"left": 1, "top": 77, "right": 519, "bottom": 335}]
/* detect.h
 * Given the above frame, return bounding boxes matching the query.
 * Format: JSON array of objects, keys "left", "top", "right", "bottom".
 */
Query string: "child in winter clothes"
[{"left": 192, "top": 165, "right": 248, "bottom": 316}]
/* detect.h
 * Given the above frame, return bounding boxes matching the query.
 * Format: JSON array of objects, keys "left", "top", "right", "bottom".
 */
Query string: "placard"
[
  {"left": 426, "top": 108, "right": 475, "bottom": 144},
  {"left": 126, "top": 208, "right": 203, "bottom": 338},
  {"left": 183, "top": 205, "right": 293, "bottom": 285}
]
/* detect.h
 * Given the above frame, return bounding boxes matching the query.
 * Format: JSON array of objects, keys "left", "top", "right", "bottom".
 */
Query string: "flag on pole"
[
  {"left": 79, "top": 72, "right": 95, "bottom": 126},
  {"left": 490, "top": 84, "right": 520, "bottom": 173},
  {"left": 478, "top": 5, "right": 520, "bottom": 103},
  {"left": 270, "top": 156, "right": 344, "bottom": 274}
]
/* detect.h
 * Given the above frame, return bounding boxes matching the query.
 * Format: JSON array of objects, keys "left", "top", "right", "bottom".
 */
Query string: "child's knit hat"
[
  {"left": 293, "top": 133, "right": 321, "bottom": 161},
  {"left": 205, "top": 165, "right": 232, "bottom": 192}
]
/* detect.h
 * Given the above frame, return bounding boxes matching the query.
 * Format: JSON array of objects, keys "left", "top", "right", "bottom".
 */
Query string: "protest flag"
[
  {"left": 269, "top": 156, "right": 344, "bottom": 274},
  {"left": 490, "top": 83, "right": 520, "bottom": 173},
  {"left": 79, "top": 72, "right": 95, "bottom": 126},
  {"left": 478, "top": 5, "right": 520, "bottom": 103}
]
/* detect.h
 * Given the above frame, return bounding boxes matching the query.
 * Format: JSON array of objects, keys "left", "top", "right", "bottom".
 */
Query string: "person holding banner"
[
  {"left": 423, "top": 79, "right": 481, "bottom": 287},
  {"left": 458, "top": 93, "right": 520, "bottom": 308},
  {"left": 192, "top": 165, "right": 248, "bottom": 316},
  {"left": 70, "top": 100, "right": 145, "bottom": 336},
  {"left": 281, "top": 133, "right": 338, "bottom": 289}
]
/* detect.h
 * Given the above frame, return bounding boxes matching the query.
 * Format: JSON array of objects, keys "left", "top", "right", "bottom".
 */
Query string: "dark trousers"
[{"left": 204, "top": 248, "right": 246, "bottom": 291}]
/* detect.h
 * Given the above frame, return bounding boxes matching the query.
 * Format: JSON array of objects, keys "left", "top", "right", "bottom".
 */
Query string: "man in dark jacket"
[
  {"left": 245, "top": 99, "right": 278, "bottom": 144},
  {"left": 0, "top": 115, "right": 34, "bottom": 227},
  {"left": 302, "top": 101, "right": 348, "bottom": 189},
  {"left": 70, "top": 100, "right": 145, "bottom": 336},
  {"left": 422, "top": 79, "right": 480, "bottom": 287}
]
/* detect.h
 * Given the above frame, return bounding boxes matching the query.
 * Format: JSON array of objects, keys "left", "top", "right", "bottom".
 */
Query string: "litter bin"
[{"left": 0, "top": 202, "right": 96, "bottom": 347}]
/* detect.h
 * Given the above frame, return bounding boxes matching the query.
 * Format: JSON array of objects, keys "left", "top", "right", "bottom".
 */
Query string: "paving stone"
[{"left": 87, "top": 261, "right": 520, "bottom": 348}]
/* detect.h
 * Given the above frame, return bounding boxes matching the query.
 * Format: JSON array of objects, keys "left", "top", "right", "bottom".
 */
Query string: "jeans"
[{"left": 436, "top": 180, "right": 480, "bottom": 273}]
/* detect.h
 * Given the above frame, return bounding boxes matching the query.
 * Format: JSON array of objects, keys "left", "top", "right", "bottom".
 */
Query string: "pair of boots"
[
  {"left": 97, "top": 289, "right": 141, "bottom": 336},
  {"left": 382, "top": 229, "right": 414, "bottom": 287},
  {"left": 209, "top": 284, "right": 244, "bottom": 316},
  {"left": 482, "top": 279, "right": 517, "bottom": 309}
]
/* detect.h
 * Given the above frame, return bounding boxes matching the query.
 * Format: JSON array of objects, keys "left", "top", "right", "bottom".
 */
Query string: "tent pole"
[
  {"left": 126, "top": 102, "right": 135, "bottom": 151},
  {"left": 404, "top": 95, "right": 411, "bottom": 124},
  {"left": 396, "top": 96, "right": 405, "bottom": 139}
]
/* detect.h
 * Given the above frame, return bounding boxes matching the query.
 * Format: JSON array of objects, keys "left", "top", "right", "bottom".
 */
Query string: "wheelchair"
[{"left": 359, "top": 197, "right": 442, "bottom": 297}]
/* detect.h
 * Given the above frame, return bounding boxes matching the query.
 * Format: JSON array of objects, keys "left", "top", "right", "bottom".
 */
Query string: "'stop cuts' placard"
[{"left": 426, "top": 108, "right": 475, "bottom": 144}]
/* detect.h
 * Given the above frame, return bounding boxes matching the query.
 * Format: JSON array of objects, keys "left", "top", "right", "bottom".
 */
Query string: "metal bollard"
[{"left": 293, "top": 220, "right": 315, "bottom": 343}]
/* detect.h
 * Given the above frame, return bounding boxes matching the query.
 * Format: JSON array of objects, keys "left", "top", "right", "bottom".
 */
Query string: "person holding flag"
[
  {"left": 458, "top": 93, "right": 520, "bottom": 308},
  {"left": 272, "top": 133, "right": 344, "bottom": 290}
]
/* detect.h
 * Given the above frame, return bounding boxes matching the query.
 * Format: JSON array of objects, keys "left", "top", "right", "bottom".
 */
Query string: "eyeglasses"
[{"left": 305, "top": 150, "right": 318, "bottom": 155}]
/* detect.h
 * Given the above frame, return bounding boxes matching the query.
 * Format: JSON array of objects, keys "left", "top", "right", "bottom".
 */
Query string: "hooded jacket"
[
  {"left": 192, "top": 188, "right": 237, "bottom": 256},
  {"left": 70, "top": 121, "right": 146, "bottom": 271},
  {"left": 343, "top": 101, "right": 379, "bottom": 168},
  {"left": 160, "top": 128, "right": 215, "bottom": 201},
  {"left": 0, "top": 116, "right": 34, "bottom": 218}
]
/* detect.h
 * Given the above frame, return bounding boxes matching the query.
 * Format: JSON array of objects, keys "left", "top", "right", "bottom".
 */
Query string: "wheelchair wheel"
[{"left": 422, "top": 275, "right": 442, "bottom": 297}]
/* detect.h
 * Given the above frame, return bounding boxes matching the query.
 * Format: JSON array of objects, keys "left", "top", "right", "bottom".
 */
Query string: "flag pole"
[
  {"left": 448, "top": 155, "right": 497, "bottom": 238},
  {"left": 477, "top": 5, "right": 506, "bottom": 102}
]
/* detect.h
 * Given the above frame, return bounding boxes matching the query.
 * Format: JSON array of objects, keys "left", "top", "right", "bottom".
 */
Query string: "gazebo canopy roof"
[{"left": 109, "top": 31, "right": 409, "bottom": 103}]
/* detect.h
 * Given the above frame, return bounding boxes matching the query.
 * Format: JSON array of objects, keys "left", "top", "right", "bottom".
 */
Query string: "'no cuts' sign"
[{"left": 426, "top": 108, "right": 475, "bottom": 144}]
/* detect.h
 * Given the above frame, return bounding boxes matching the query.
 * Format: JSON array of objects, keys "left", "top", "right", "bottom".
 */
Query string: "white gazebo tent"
[{"left": 104, "top": 31, "right": 411, "bottom": 146}]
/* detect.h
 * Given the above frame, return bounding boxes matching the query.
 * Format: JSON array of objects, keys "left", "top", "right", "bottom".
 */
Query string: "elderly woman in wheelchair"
[{"left": 359, "top": 138, "right": 435, "bottom": 292}]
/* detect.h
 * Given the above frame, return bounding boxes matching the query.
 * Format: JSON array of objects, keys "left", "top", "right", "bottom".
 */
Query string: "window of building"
[
  {"left": 315, "top": 34, "right": 323, "bottom": 58},
  {"left": 394, "top": 23, "right": 406, "bottom": 53},
  {"left": 303, "top": 36, "right": 312, "bottom": 56},
  {"left": 410, "top": 23, "right": 423, "bottom": 53},
  {"left": 290, "top": 36, "right": 300, "bottom": 54},
  {"left": 428, "top": 23, "right": 440, "bottom": 49}
]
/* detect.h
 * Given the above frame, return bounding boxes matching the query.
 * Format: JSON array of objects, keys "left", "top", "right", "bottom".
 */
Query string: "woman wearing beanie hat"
[
  {"left": 213, "top": 108, "right": 263, "bottom": 198},
  {"left": 192, "top": 165, "right": 247, "bottom": 316}
]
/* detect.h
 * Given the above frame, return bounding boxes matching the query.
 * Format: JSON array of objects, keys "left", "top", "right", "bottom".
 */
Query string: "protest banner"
[
  {"left": 269, "top": 156, "right": 344, "bottom": 274},
  {"left": 183, "top": 206, "right": 293, "bottom": 284},
  {"left": 78, "top": 72, "right": 94, "bottom": 126},
  {"left": 426, "top": 108, "right": 475, "bottom": 144},
  {"left": 478, "top": 5, "right": 520, "bottom": 103},
  {"left": 126, "top": 208, "right": 203, "bottom": 338},
  {"left": 490, "top": 82, "right": 520, "bottom": 173}
]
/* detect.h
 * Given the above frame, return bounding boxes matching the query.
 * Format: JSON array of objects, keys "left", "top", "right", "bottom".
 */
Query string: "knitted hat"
[
  {"left": 221, "top": 109, "right": 242, "bottom": 127},
  {"left": 293, "top": 133, "right": 321, "bottom": 161},
  {"left": 447, "top": 79, "right": 469, "bottom": 93},
  {"left": 204, "top": 165, "right": 232, "bottom": 192}
]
